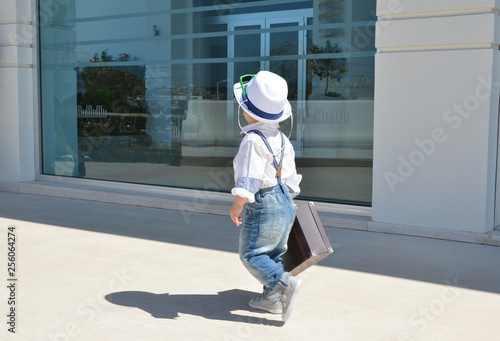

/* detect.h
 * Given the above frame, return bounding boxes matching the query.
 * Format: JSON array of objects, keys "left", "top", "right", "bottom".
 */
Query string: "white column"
[
  {"left": 372, "top": 0, "right": 500, "bottom": 233},
  {"left": 0, "top": 0, "right": 36, "bottom": 186}
]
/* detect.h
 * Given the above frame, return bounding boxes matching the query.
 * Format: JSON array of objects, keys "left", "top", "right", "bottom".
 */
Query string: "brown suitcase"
[{"left": 283, "top": 202, "right": 334, "bottom": 276}]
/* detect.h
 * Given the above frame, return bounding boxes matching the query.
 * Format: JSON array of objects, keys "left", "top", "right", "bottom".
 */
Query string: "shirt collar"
[{"left": 240, "top": 121, "right": 279, "bottom": 135}]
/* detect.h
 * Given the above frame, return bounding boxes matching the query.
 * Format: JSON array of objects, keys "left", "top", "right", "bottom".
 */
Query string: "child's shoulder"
[{"left": 241, "top": 132, "right": 263, "bottom": 145}]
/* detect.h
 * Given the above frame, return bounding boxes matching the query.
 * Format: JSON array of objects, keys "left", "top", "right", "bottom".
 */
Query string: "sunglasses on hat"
[{"left": 239, "top": 74, "right": 256, "bottom": 101}]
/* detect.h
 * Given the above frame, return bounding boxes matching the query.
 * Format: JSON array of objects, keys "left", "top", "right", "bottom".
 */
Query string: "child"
[{"left": 229, "top": 70, "right": 302, "bottom": 322}]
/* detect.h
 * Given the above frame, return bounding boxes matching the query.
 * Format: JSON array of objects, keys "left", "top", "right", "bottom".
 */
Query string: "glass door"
[
  {"left": 228, "top": 17, "right": 307, "bottom": 150},
  {"left": 266, "top": 18, "right": 306, "bottom": 151},
  {"left": 227, "top": 20, "right": 265, "bottom": 133}
]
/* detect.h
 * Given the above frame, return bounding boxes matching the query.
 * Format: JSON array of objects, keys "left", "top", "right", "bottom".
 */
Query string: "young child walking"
[{"left": 229, "top": 70, "right": 302, "bottom": 322}]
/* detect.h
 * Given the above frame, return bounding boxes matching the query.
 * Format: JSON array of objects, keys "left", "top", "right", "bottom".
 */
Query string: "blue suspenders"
[{"left": 248, "top": 130, "right": 285, "bottom": 184}]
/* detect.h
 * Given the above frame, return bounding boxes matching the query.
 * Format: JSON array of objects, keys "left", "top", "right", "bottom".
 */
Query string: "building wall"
[
  {"left": 0, "top": 0, "right": 37, "bottom": 187},
  {"left": 0, "top": 0, "right": 499, "bottom": 237},
  {"left": 373, "top": 0, "right": 500, "bottom": 233}
]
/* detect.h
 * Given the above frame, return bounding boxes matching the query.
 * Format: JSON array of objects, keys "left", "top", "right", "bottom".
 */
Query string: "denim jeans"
[{"left": 239, "top": 184, "right": 296, "bottom": 302}]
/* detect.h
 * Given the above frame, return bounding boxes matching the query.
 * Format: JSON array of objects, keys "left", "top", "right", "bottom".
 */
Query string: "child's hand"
[{"left": 230, "top": 195, "right": 248, "bottom": 226}]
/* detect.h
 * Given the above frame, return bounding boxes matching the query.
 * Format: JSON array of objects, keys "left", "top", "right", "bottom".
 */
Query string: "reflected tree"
[
  {"left": 308, "top": 40, "right": 348, "bottom": 96},
  {"left": 78, "top": 50, "right": 146, "bottom": 114}
]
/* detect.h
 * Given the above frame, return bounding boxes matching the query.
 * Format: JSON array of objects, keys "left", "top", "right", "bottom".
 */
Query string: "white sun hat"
[{"left": 233, "top": 70, "right": 292, "bottom": 124}]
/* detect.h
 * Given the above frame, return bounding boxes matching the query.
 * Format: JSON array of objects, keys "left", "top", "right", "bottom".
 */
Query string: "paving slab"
[{"left": 0, "top": 192, "right": 499, "bottom": 341}]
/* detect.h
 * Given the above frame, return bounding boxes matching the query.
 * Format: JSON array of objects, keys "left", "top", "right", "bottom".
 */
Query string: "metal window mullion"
[
  {"left": 44, "top": 21, "right": 375, "bottom": 50},
  {"left": 263, "top": 20, "right": 270, "bottom": 71}
]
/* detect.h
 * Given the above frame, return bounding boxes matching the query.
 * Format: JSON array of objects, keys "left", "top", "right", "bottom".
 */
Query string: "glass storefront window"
[{"left": 39, "top": 0, "right": 376, "bottom": 205}]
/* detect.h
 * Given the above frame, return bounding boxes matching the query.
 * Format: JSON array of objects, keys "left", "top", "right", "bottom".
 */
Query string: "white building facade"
[{"left": 0, "top": 0, "right": 499, "bottom": 244}]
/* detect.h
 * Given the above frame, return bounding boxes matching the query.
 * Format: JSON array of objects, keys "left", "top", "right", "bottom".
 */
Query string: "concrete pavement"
[{"left": 0, "top": 191, "right": 500, "bottom": 341}]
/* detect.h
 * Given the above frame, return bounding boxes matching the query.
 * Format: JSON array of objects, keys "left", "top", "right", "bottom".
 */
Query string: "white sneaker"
[
  {"left": 281, "top": 276, "right": 302, "bottom": 322},
  {"left": 248, "top": 295, "right": 283, "bottom": 314}
]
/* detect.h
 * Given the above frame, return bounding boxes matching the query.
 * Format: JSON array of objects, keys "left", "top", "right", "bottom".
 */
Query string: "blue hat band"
[{"left": 242, "top": 93, "right": 284, "bottom": 121}]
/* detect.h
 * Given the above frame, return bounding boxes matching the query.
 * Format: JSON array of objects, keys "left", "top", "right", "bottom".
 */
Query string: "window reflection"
[{"left": 40, "top": 0, "right": 375, "bottom": 205}]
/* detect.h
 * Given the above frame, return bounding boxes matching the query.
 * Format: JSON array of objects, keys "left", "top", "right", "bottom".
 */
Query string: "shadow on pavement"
[
  {"left": 105, "top": 289, "right": 284, "bottom": 327},
  {"left": 2, "top": 192, "right": 500, "bottom": 295}
]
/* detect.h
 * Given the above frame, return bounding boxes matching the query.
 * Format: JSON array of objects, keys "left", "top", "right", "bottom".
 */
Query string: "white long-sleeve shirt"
[{"left": 231, "top": 121, "right": 302, "bottom": 203}]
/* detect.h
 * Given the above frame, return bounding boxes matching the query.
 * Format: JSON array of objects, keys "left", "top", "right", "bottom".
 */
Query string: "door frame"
[{"left": 227, "top": 14, "right": 309, "bottom": 150}]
